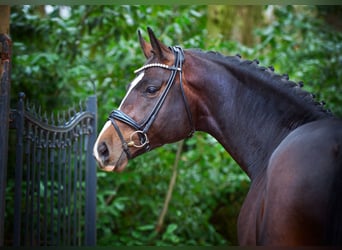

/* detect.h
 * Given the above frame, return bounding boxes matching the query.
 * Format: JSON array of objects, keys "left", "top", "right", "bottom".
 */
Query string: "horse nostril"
[{"left": 97, "top": 142, "right": 109, "bottom": 163}]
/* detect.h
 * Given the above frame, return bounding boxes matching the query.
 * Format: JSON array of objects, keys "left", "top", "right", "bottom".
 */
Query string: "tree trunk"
[
  {"left": 0, "top": 5, "right": 11, "bottom": 247},
  {"left": 0, "top": 6, "right": 10, "bottom": 34},
  {"left": 207, "top": 5, "right": 264, "bottom": 46},
  {"left": 317, "top": 6, "right": 342, "bottom": 32}
]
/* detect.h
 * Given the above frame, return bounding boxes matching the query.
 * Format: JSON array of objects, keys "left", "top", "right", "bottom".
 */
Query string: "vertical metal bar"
[
  {"left": 43, "top": 130, "right": 49, "bottom": 246},
  {"left": 85, "top": 95, "right": 97, "bottom": 246},
  {"left": 0, "top": 31, "right": 11, "bottom": 247},
  {"left": 13, "top": 92, "right": 25, "bottom": 246},
  {"left": 24, "top": 122, "right": 32, "bottom": 245},
  {"left": 61, "top": 132, "right": 67, "bottom": 245},
  {"left": 66, "top": 135, "right": 72, "bottom": 245},
  {"left": 36, "top": 128, "right": 43, "bottom": 245},
  {"left": 72, "top": 134, "right": 79, "bottom": 245},
  {"left": 49, "top": 132, "right": 56, "bottom": 246},
  {"left": 26, "top": 123, "right": 35, "bottom": 246},
  {"left": 30, "top": 124, "right": 37, "bottom": 245},
  {"left": 57, "top": 132, "right": 62, "bottom": 244},
  {"left": 77, "top": 126, "right": 83, "bottom": 245}
]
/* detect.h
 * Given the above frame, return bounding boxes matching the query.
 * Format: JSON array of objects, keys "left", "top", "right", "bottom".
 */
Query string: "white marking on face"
[
  {"left": 119, "top": 72, "right": 144, "bottom": 110},
  {"left": 94, "top": 72, "right": 144, "bottom": 165},
  {"left": 93, "top": 120, "right": 112, "bottom": 161}
]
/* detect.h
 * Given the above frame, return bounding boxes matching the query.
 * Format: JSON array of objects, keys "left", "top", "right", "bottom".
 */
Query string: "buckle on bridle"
[{"left": 127, "top": 130, "right": 149, "bottom": 148}]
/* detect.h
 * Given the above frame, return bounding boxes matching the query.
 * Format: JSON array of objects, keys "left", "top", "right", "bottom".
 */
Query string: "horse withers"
[{"left": 93, "top": 28, "right": 342, "bottom": 246}]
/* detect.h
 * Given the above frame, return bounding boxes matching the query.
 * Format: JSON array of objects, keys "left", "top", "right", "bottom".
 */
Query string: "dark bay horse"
[{"left": 93, "top": 28, "right": 342, "bottom": 246}]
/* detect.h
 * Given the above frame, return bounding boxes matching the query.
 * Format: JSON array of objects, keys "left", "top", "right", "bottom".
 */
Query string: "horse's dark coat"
[{"left": 94, "top": 28, "right": 342, "bottom": 246}]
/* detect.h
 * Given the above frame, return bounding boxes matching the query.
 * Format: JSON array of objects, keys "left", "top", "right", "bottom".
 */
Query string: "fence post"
[
  {"left": 0, "top": 14, "right": 11, "bottom": 245},
  {"left": 85, "top": 95, "right": 97, "bottom": 245}
]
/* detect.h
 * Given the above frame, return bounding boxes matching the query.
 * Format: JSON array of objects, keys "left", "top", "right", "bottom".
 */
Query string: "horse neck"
[{"left": 185, "top": 51, "right": 329, "bottom": 179}]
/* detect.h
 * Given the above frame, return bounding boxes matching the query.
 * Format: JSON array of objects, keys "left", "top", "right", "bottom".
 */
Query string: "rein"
[{"left": 108, "top": 46, "right": 194, "bottom": 159}]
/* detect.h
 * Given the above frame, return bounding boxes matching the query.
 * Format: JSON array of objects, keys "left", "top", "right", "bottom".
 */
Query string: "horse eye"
[{"left": 146, "top": 86, "right": 159, "bottom": 95}]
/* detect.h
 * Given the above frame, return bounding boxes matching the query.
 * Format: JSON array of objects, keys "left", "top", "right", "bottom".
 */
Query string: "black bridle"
[{"left": 108, "top": 46, "right": 194, "bottom": 159}]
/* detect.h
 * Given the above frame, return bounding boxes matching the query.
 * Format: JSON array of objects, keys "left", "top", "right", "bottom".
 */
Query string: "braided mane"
[{"left": 196, "top": 49, "right": 332, "bottom": 116}]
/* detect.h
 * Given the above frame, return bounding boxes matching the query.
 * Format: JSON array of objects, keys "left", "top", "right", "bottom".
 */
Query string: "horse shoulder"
[
  {"left": 268, "top": 118, "right": 342, "bottom": 178},
  {"left": 259, "top": 118, "right": 342, "bottom": 245}
]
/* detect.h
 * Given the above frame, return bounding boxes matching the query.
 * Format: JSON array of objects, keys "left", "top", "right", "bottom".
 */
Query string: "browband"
[{"left": 134, "top": 63, "right": 181, "bottom": 74}]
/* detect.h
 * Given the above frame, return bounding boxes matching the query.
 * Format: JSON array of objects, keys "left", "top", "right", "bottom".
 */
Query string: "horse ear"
[
  {"left": 147, "top": 27, "right": 171, "bottom": 61},
  {"left": 138, "top": 29, "right": 152, "bottom": 59}
]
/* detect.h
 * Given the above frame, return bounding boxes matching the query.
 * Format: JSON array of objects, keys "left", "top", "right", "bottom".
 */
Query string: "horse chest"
[{"left": 237, "top": 178, "right": 266, "bottom": 245}]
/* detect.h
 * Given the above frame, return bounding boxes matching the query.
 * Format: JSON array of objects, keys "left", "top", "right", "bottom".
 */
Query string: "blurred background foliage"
[{"left": 8, "top": 5, "right": 342, "bottom": 246}]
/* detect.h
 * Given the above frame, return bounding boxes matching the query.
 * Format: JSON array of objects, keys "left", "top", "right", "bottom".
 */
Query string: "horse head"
[{"left": 93, "top": 28, "right": 194, "bottom": 172}]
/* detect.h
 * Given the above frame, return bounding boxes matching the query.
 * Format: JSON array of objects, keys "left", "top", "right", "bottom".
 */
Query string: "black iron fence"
[
  {"left": 2, "top": 93, "right": 97, "bottom": 246},
  {"left": 0, "top": 33, "right": 97, "bottom": 246}
]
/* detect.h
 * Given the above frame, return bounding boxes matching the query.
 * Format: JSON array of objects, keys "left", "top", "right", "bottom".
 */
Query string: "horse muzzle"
[
  {"left": 93, "top": 140, "right": 128, "bottom": 172},
  {"left": 93, "top": 120, "right": 150, "bottom": 172}
]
